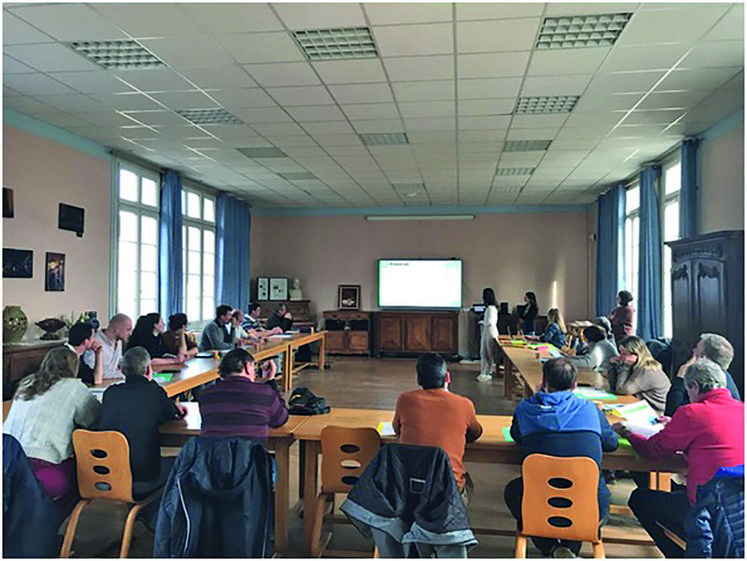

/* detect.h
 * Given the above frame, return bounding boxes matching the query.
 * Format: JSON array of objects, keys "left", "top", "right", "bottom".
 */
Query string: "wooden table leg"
[
  {"left": 504, "top": 361, "right": 514, "bottom": 399},
  {"left": 299, "top": 440, "right": 306, "bottom": 499},
  {"left": 303, "top": 440, "right": 321, "bottom": 556},
  {"left": 318, "top": 335, "right": 325, "bottom": 370},
  {"left": 273, "top": 438, "right": 291, "bottom": 555},
  {"left": 283, "top": 347, "right": 293, "bottom": 392}
]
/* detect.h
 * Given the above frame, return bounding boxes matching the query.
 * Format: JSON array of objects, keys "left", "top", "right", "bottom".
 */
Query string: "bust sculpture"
[{"left": 289, "top": 277, "right": 304, "bottom": 301}]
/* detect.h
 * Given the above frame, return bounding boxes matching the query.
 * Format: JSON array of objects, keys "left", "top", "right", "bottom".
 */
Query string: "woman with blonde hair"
[
  {"left": 608, "top": 336, "right": 671, "bottom": 413},
  {"left": 528, "top": 308, "right": 567, "bottom": 349},
  {"left": 4, "top": 347, "right": 100, "bottom": 505}
]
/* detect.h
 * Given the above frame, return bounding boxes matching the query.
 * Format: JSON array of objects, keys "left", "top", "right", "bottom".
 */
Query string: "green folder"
[
  {"left": 152, "top": 372, "right": 173, "bottom": 383},
  {"left": 502, "top": 427, "right": 514, "bottom": 442}
]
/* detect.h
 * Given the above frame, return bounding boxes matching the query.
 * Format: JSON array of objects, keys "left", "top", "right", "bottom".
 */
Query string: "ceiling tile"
[
  {"left": 574, "top": 92, "right": 642, "bottom": 112},
  {"left": 601, "top": 44, "right": 690, "bottom": 72},
  {"left": 403, "top": 116, "right": 456, "bottom": 131},
  {"left": 232, "top": 107, "right": 292, "bottom": 124},
  {"left": 266, "top": 86, "right": 335, "bottom": 106},
  {"left": 313, "top": 59, "right": 387, "bottom": 84},
  {"left": 505, "top": 127, "right": 562, "bottom": 140},
  {"left": 31, "top": 93, "right": 108, "bottom": 113},
  {"left": 3, "top": 95, "right": 59, "bottom": 115},
  {"left": 114, "top": 68, "right": 194, "bottom": 93},
  {"left": 392, "top": 80, "right": 455, "bottom": 101},
  {"left": 459, "top": 115, "right": 511, "bottom": 130},
  {"left": 3, "top": 73, "right": 77, "bottom": 95},
  {"left": 458, "top": 51, "right": 530, "bottom": 79},
  {"left": 351, "top": 119, "right": 407, "bottom": 133},
  {"left": 457, "top": 18, "right": 539, "bottom": 53},
  {"left": 3, "top": 55, "right": 38, "bottom": 74},
  {"left": 529, "top": 48, "right": 610, "bottom": 76},
  {"left": 182, "top": 3, "right": 283, "bottom": 33},
  {"left": 140, "top": 36, "right": 235, "bottom": 69},
  {"left": 373, "top": 23, "right": 454, "bottom": 57},
  {"left": 658, "top": 66, "right": 742, "bottom": 91},
  {"left": 456, "top": 3, "right": 544, "bottom": 21},
  {"left": 90, "top": 3, "right": 201, "bottom": 38},
  {"left": 457, "top": 98, "right": 515, "bottom": 116},
  {"left": 285, "top": 105, "right": 346, "bottom": 122},
  {"left": 681, "top": 40, "right": 744, "bottom": 69},
  {"left": 150, "top": 90, "right": 220, "bottom": 110},
  {"left": 588, "top": 70, "right": 668, "bottom": 93},
  {"left": 364, "top": 3, "right": 452, "bottom": 25},
  {"left": 702, "top": 4, "right": 743, "bottom": 42},
  {"left": 4, "top": 43, "right": 99, "bottom": 72},
  {"left": 383, "top": 55, "right": 454, "bottom": 81},
  {"left": 620, "top": 5, "right": 729, "bottom": 45},
  {"left": 544, "top": 3, "right": 640, "bottom": 17},
  {"left": 244, "top": 62, "right": 320, "bottom": 87},
  {"left": 209, "top": 88, "right": 278, "bottom": 108},
  {"left": 275, "top": 2, "right": 366, "bottom": 28},
  {"left": 398, "top": 100, "right": 455, "bottom": 119},
  {"left": 341, "top": 103, "right": 401, "bottom": 121},
  {"left": 122, "top": 110, "right": 191, "bottom": 127},
  {"left": 218, "top": 32, "right": 305, "bottom": 64},
  {"left": 511, "top": 114, "right": 569, "bottom": 129},
  {"left": 329, "top": 83, "right": 394, "bottom": 104},
  {"left": 7, "top": 3, "right": 127, "bottom": 41},
  {"left": 179, "top": 66, "right": 257, "bottom": 90},
  {"left": 2, "top": 13, "right": 54, "bottom": 44},
  {"left": 300, "top": 121, "right": 356, "bottom": 135},
  {"left": 458, "top": 77, "right": 522, "bottom": 99},
  {"left": 46, "top": 70, "right": 135, "bottom": 94}
]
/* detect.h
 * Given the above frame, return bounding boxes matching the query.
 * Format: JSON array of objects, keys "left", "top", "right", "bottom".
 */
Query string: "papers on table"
[
  {"left": 572, "top": 387, "right": 617, "bottom": 400},
  {"left": 376, "top": 421, "right": 396, "bottom": 437},
  {"left": 269, "top": 334, "right": 294, "bottom": 339},
  {"left": 152, "top": 372, "right": 174, "bottom": 383},
  {"left": 606, "top": 400, "right": 665, "bottom": 438}
]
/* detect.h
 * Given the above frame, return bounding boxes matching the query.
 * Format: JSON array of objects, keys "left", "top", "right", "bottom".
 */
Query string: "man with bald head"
[{"left": 95, "top": 313, "right": 133, "bottom": 380}]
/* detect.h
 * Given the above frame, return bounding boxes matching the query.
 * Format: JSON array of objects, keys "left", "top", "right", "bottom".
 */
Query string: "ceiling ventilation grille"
[
  {"left": 293, "top": 27, "right": 378, "bottom": 60},
  {"left": 536, "top": 13, "right": 632, "bottom": 49},
  {"left": 68, "top": 40, "right": 165, "bottom": 70}
]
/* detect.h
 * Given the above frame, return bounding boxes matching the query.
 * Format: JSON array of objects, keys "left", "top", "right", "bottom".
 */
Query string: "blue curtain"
[
  {"left": 680, "top": 137, "right": 700, "bottom": 239},
  {"left": 637, "top": 164, "right": 663, "bottom": 340},
  {"left": 159, "top": 170, "right": 183, "bottom": 318},
  {"left": 216, "top": 194, "right": 251, "bottom": 312},
  {"left": 595, "top": 183, "right": 626, "bottom": 317}
]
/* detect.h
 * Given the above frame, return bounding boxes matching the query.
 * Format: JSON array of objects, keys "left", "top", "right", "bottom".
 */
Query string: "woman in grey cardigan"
[
  {"left": 607, "top": 336, "right": 671, "bottom": 414},
  {"left": 568, "top": 325, "right": 619, "bottom": 376}
]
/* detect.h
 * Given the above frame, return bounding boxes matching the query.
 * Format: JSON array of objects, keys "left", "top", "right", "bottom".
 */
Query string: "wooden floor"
[{"left": 70, "top": 356, "right": 662, "bottom": 558}]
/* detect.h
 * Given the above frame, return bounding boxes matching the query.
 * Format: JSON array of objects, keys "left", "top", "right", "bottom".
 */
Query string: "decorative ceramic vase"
[{"left": 3, "top": 305, "right": 28, "bottom": 343}]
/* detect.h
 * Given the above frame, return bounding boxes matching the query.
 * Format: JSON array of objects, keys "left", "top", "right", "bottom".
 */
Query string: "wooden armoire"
[{"left": 666, "top": 230, "right": 744, "bottom": 397}]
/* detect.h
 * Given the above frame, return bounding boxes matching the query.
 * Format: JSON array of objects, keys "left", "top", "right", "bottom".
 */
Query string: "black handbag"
[{"left": 287, "top": 387, "right": 331, "bottom": 415}]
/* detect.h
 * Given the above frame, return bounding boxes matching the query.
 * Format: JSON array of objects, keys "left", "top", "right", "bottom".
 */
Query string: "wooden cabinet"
[
  {"left": 322, "top": 311, "right": 371, "bottom": 355},
  {"left": 375, "top": 311, "right": 458, "bottom": 356},
  {"left": 3, "top": 340, "right": 64, "bottom": 391},
  {"left": 667, "top": 230, "right": 744, "bottom": 396}
]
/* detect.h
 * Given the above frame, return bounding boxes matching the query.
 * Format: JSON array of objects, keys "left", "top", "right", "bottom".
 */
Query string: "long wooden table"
[
  {"left": 160, "top": 402, "right": 309, "bottom": 555},
  {"left": 293, "top": 407, "right": 687, "bottom": 555}
]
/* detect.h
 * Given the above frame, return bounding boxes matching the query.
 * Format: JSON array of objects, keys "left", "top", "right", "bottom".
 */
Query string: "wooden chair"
[
  {"left": 61, "top": 430, "right": 165, "bottom": 558},
  {"left": 310, "top": 426, "right": 381, "bottom": 558},
  {"left": 515, "top": 454, "right": 605, "bottom": 558}
]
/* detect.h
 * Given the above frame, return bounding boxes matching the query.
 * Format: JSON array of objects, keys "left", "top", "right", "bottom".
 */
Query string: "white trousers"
[{"left": 480, "top": 330, "right": 498, "bottom": 377}]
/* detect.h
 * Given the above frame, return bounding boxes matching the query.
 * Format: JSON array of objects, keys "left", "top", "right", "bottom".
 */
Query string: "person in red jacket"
[{"left": 614, "top": 358, "right": 744, "bottom": 558}]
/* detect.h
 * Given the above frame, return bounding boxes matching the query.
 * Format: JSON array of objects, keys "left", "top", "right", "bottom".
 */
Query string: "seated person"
[
  {"left": 572, "top": 317, "right": 615, "bottom": 356},
  {"left": 198, "top": 348, "right": 288, "bottom": 440},
  {"left": 393, "top": 353, "right": 483, "bottom": 505},
  {"left": 505, "top": 358, "right": 618, "bottom": 558},
  {"left": 162, "top": 313, "right": 198, "bottom": 359},
  {"left": 127, "top": 313, "right": 185, "bottom": 366},
  {"left": 231, "top": 309, "right": 256, "bottom": 343},
  {"left": 66, "top": 321, "right": 104, "bottom": 385},
  {"left": 92, "top": 313, "right": 133, "bottom": 380},
  {"left": 665, "top": 333, "right": 741, "bottom": 416},
  {"left": 516, "top": 291, "right": 539, "bottom": 335},
  {"left": 567, "top": 325, "right": 619, "bottom": 376},
  {"left": 4, "top": 347, "right": 100, "bottom": 509},
  {"left": 608, "top": 336, "right": 671, "bottom": 414},
  {"left": 527, "top": 308, "right": 566, "bottom": 349},
  {"left": 242, "top": 302, "right": 262, "bottom": 331},
  {"left": 615, "top": 359, "right": 744, "bottom": 559},
  {"left": 199, "top": 305, "right": 236, "bottom": 352},
  {"left": 98, "top": 347, "right": 186, "bottom": 488},
  {"left": 265, "top": 303, "right": 293, "bottom": 332}
]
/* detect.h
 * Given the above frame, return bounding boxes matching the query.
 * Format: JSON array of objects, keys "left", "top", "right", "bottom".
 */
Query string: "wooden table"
[
  {"left": 256, "top": 331, "right": 327, "bottom": 392},
  {"left": 288, "top": 331, "right": 326, "bottom": 390},
  {"left": 159, "top": 402, "right": 310, "bottom": 556},
  {"left": 293, "top": 407, "right": 687, "bottom": 555}
]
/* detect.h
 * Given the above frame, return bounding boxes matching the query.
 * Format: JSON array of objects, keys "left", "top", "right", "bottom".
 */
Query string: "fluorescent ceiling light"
[
  {"left": 177, "top": 109, "right": 242, "bottom": 125},
  {"left": 515, "top": 96, "right": 579, "bottom": 114},
  {"left": 293, "top": 27, "right": 378, "bottom": 61},
  {"left": 537, "top": 13, "right": 632, "bottom": 49},
  {"left": 365, "top": 214, "right": 475, "bottom": 221},
  {"left": 68, "top": 40, "right": 165, "bottom": 70},
  {"left": 495, "top": 167, "right": 535, "bottom": 176},
  {"left": 237, "top": 147, "right": 288, "bottom": 158},
  {"left": 504, "top": 140, "right": 552, "bottom": 152},
  {"left": 360, "top": 133, "right": 409, "bottom": 146}
]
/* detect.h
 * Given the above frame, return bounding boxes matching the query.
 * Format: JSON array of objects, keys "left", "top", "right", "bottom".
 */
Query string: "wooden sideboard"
[
  {"left": 323, "top": 310, "right": 371, "bottom": 355},
  {"left": 3, "top": 340, "right": 64, "bottom": 391},
  {"left": 374, "top": 311, "right": 458, "bottom": 356}
]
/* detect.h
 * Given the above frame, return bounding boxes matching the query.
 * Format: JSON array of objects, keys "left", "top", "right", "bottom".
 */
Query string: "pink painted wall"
[
  {"left": 3, "top": 125, "right": 111, "bottom": 339},
  {"left": 701, "top": 124, "right": 744, "bottom": 233},
  {"left": 252, "top": 211, "right": 593, "bottom": 351}
]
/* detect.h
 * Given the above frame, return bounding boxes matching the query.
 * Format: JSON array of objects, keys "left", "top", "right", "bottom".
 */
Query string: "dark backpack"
[{"left": 288, "top": 387, "right": 330, "bottom": 415}]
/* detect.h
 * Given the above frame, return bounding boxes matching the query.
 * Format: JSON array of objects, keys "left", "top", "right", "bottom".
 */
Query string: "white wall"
[{"left": 700, "top": 123, "right": 744, "bottom": 233}]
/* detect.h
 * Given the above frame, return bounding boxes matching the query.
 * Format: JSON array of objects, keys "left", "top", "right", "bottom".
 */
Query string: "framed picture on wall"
[
  {"left": 45, "top": 252, "right": 65, "bottom": 292},
  {"left": 3, "top": 248, "right": 33, "bottom": 278},
  {"left": 269, "top": 277, "right": 288, "bottom": 300},
  {"left": 257, "top": 277, "right": 269, "bottom": 300},
  {"left": 338, "top": 285, "right": 361, "bottom": 310}
]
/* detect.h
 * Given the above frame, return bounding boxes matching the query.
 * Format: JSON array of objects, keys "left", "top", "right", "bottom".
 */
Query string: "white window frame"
[
  {"left": 623, "top": 179, "right": 641, "bottom": 304},
  {"left": 112, "top": 160, "right": 161, "bottom": 320},
  {"left": 181, "top": 183, "right": 217, "bottom": 326},
  {"left": 661, "top": 156, "right": 682, "bottom": 339}
]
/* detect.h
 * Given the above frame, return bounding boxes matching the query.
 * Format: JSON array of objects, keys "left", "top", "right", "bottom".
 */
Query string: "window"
[
  {"left": 182, "top": 186, "right": 216, "bottom": 323},
  {"left": 661, "top": 159, "right": 681, "bottom": 338},
  {"left": 623, "top": 182, "right": 640, "bottom": 309},
  {"left": 116, "top": 163, "right": 160, "bottom": 321}
]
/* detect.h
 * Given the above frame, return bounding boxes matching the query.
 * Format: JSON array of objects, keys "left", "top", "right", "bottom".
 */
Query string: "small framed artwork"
[
  {"left": 3, "top": 187, "right": 14, "bottom": 218},
  {"left": 3, "top": 248, "right": 33, "bottom": 278},
  {"left": 257, "top": 277, "right": 269, "bottom": 300},
  {"left": 338, "top": 284, "right": 361, "bottom": 310},
  {"left": 270, "top": 277, "right": 288, "bottom": 300},
  {"left": 45, "top": 252, "right": 65, "bottom": 292}
]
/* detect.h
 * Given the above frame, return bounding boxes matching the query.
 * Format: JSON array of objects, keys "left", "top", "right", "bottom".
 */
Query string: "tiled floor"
[{"left": 70, "top": 356, "right": 663, "bottom": 558}]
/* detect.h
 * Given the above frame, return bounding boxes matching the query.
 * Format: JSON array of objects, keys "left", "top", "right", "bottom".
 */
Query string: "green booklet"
[
  {"left": 572, "top": 387, "right": 617, "bottom": 400},
  {"left": 152, "top": 372, "right": 174, "bottom": 383}
]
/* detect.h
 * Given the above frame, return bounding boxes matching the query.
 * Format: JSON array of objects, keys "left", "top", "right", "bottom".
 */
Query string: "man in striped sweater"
[{"left": 198, "top": 348, "right": 288, "bottom": 440}]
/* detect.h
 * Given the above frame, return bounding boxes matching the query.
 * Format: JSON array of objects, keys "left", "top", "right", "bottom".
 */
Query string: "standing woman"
[
  {"left": 518, "top": 291, "right": 539, "bottom": 335},
  {"left": 477, "top": 288, "right": 499, "bottom": 383},
  {"left": 4, "top": 347, "right": 100, "bottom": 509},
  {"left": 608, "top": 336, "right": 671, "bottom": 414},
  {"left": 609, "top": 290, "right": 635, "bottom": 344}
]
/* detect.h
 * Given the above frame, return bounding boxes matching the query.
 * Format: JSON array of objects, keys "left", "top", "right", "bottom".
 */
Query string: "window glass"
[
  {"left": 119, "top": 169, "right": 138, "bottom": 202},
  {"left": 626, "top": 186, "right": 640, "bottom": 214},
  {"left": 204, "top": 198, "right": 215, "bottom": 223},
  {"left": 140, "top": 244, "right": 158, "bottom": 273},
  {"left": 664, "top": 163, "right": 681, "bottom": 196},
  {"left": 141, "top": 177, "right": 158, "bottom": 207},
  {"left": 140, "top": 272, "right": 157, "bottom": 301},
  {"left": 187, "top": 191, "right": 201, "bottom": 219},
  {"left": 119, "top": 211, "right": 138, "bottom": 242},
  {"left": 141, "top": 216, "right": 158, "bottom": 245}
]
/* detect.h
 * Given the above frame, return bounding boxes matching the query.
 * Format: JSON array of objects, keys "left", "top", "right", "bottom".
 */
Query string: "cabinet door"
[
  {"left": 694, "top": 258, "right": 728, "bottom": 336},
  {"left": 404, "top": 316, "right": 431, "bottom": 352},
  {"left": 379, "top": 316, "right": 404, "bottom": 351},
  {"left": 431, "top": 316, "right": 457, "bottom": 352},
  {"left": 346, "top": 331, "right": 369, "bottom": 352},
  {"left": 671, "top": 259, "right": 694, "bottom": 373},
  {"left": 326, "top": 331, "right": 346, "bottom": 353}
]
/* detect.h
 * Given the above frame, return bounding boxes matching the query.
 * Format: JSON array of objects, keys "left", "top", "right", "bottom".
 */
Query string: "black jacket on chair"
[
  {"left": 341, "top": 443, "right": 477, "bottom": 557},
  {"left": 154, "top": 437, "right": 274, "bottom": 558},
  {"left": 3, "top": 434, "right": 64, "bottom": 558}
]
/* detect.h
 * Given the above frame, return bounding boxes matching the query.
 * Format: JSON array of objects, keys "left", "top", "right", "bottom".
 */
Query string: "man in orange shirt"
[{"left": 393, "top": 353, "right": 483, "bottom": 505}]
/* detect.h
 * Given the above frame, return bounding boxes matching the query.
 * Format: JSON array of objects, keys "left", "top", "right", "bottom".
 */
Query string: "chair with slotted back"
[
  {"left": 60, "top": 430, "right": 166, "bottom": 558},
  {"left": 310, "top": 426, "right": 381, "bottom": 558},
  {"left": 515, "top": 454, "right": 605, "bottom": 558}
]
